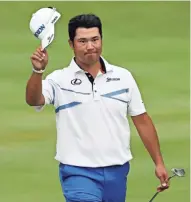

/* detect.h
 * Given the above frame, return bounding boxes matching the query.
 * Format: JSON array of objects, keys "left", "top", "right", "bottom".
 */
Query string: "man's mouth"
[{"left": 85, "top": 52, "right": 96, "bottom": 55}]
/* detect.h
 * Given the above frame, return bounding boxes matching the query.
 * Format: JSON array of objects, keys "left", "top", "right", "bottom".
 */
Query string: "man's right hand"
[{"left": 30, "top": 47, "right": 48, "bottom": 70}]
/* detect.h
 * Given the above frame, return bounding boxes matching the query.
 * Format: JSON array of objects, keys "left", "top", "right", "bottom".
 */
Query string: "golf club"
[{"left": 148, "top": 168, "right": 185, "bottom": 202}]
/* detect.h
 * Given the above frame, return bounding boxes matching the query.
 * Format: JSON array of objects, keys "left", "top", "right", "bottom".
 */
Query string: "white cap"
[{"left": 29, "top": 7, "right": 61, "bottom": 49}]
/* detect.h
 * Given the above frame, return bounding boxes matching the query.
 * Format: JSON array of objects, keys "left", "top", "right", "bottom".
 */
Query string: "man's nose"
[{"left": 86, "top": 41, "right": 94, "bottom": 49}]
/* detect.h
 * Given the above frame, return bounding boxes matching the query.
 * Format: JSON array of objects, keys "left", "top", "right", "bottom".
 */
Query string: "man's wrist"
[
  {"left": 32, "top": 67, "right": 45, "bottom": 74},
  {"left": 155, "top": 157, "right": 165, "bottom": 166}
]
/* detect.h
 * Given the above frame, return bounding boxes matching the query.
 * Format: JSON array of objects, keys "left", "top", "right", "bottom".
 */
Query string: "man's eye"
[
  {"left": 79, "top": 40, "right": 85, "bottom": 43},
  {"left": 92, "top": 38, "right": 98, "bottom": 42}
]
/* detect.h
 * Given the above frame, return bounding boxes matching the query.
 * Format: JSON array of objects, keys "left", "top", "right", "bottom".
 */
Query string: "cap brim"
[{"left": 41, "top": 26, "right": 55, "bottom": 50}]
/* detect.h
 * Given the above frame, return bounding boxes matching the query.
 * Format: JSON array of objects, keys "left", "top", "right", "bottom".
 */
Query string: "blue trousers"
[{"left": 59, "top": 162, "right": 130, "bottom": 202}]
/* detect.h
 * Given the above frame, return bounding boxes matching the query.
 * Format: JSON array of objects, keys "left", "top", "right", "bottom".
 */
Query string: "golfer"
[{"left": 26, "top": 13, "right": 169, "bottom": 202}]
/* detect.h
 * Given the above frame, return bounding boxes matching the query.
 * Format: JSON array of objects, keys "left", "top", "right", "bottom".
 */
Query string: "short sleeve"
[
  {"left": 127, "top": 74, "right": 146, "bottom": 116},
  {"left": 35, "top": 77, "right": 55, "bottom": 112}
]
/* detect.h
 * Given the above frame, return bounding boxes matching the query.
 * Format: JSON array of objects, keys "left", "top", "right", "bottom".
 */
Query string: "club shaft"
[
  {"left": 149, "top": 192, "right": 159, "bottom": 202},
  {"left": 168, "top": 174, "right": 176, "bottom": 180}
]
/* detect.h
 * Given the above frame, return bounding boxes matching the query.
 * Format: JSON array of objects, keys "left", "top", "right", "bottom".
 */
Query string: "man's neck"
[{"left": 75, "top": 58, "right": 102, "bottom": 78}]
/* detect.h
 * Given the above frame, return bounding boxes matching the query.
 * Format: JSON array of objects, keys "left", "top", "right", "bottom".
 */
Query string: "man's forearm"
[
  {"left": 26, "top": 72, "right": 44, "bottom": 106},
  {"left": 132, "top": 113, "right": 164, "bottom": 166}
]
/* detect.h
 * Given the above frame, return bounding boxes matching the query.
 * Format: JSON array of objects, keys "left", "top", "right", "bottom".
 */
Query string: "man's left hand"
[{"left": 155, "top": 164, "right": 170, "bottom": 192}]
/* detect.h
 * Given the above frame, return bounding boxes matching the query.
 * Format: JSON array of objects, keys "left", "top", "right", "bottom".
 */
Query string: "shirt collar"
[{"left": 68, "top": 56, "right": 113, "bottom": 73}]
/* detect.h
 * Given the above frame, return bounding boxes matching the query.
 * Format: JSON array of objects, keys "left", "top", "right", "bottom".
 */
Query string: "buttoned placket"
[
  {"left": 93, "top": 71, "right": 105, "bottom": 101},
  {"left": 84, "top": 70, "right": 105, "bottom": 101}
]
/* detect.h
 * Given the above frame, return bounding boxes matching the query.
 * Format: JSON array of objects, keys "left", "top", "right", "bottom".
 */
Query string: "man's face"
[{"left": 69, "top": 27, "right": 102, "bottom": 65}]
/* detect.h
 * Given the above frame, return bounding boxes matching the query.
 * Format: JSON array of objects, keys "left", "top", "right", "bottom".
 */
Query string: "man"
[{"left": 26, "top": 13, "right": 169, "bottom": 202}]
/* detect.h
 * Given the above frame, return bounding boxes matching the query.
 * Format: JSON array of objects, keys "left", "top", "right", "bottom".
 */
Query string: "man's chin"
[{"left": 85, "top": 54, "right": 99, "bottom": 64}]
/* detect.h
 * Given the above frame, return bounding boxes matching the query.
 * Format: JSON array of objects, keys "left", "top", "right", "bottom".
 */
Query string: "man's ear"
[{"left": 68, "top": 39, "right": 74, "bottom": 49}]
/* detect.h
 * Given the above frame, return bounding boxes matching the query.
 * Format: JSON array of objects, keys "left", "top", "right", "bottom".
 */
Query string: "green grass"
[{"left": 0, "top": 1, "right": 189, "bottom": 202}]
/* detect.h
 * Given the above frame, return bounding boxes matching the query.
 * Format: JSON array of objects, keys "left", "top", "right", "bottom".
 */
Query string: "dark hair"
[{"left": 68, "top": 14, "right": 102, "bottom": 42}]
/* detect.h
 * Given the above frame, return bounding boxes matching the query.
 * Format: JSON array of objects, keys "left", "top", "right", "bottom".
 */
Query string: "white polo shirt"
[{"left": 36, "top": 57, "right": 146, "bottom": 167}]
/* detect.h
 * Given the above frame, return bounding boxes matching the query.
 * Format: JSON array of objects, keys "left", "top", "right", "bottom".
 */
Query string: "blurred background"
[{"left": 0, "top": 1, "right": 189, "bottom": 202}]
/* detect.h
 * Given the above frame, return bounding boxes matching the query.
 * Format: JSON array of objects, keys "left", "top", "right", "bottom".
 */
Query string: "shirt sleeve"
[
  {"left": 127, "top": 74, "right": 146, "bottom": 116},
  {"left": 34, "top": 77, "right": 55, "bottom": 112}
]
